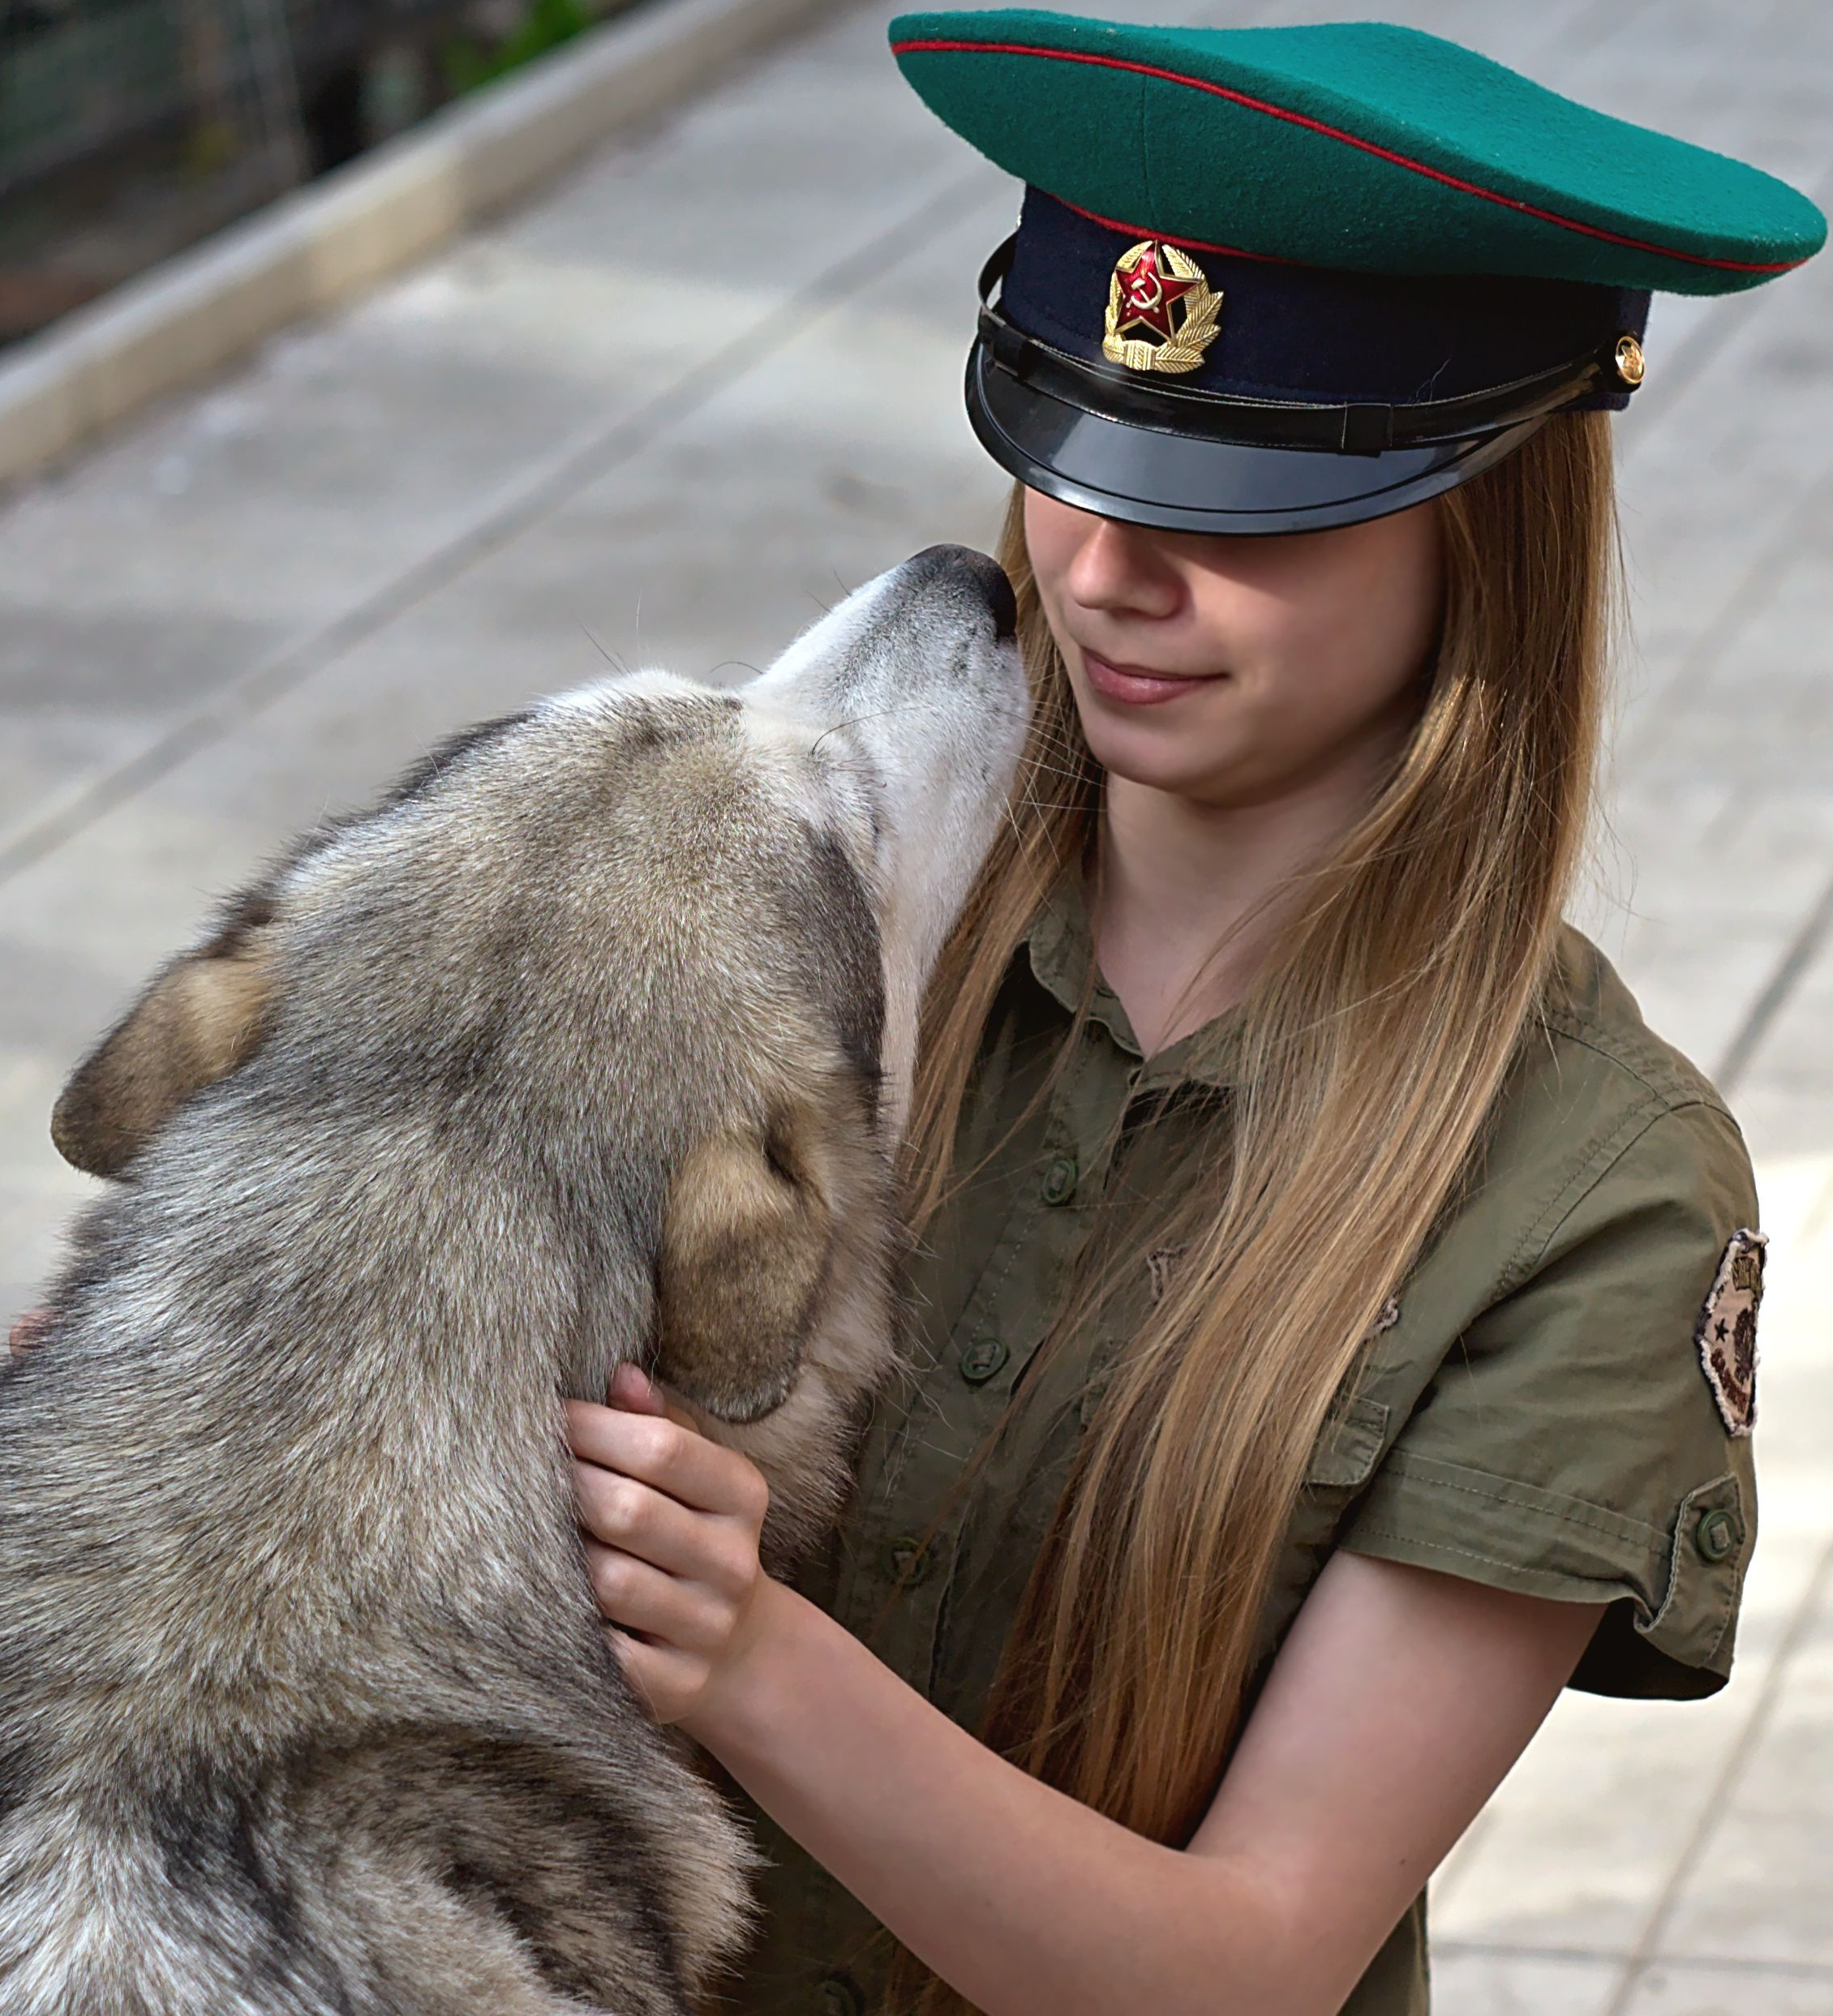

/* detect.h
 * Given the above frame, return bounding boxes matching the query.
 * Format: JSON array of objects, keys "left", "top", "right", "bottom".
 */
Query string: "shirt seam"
[
  {"left": 1342, "top": 1525, "right": 1645, "bottom": 1589},
  {"left": 1369, "top": 1455, "right": 1667, "bottom": 1558},
  {"left": 1530, "top": 1008, "right": 1736, "bottom": 1120},
  {"left": 1494, "top": 1093, "right": 1716, "bottom": 1298}
]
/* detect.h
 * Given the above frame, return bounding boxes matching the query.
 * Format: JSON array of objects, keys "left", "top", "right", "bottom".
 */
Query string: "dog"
[{"left": 0, "top": 544, "right": 1026, "bottom": 2016}]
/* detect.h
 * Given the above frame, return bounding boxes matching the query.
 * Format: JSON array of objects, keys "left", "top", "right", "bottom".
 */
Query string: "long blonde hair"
[{"left": 895, "top": 414, "right": 1617, "bottom": 2010}]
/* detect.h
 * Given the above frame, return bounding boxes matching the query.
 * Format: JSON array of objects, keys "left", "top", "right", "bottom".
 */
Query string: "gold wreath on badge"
[{"left": 1103, "top": 239, "right": 1223, "bottom": 375}]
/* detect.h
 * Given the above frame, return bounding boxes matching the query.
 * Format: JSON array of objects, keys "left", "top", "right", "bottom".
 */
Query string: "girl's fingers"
[
  {"left": 564, "top": 1400, "right": 769, "bottom": 1526},
  {"left": 607, "top": 1362, "right": 706, "bottom": 1435},
  {"left": 607, "top": 1632, "right": 706, "bottom": 1725},
  {"left": 564, "top": 1370, "right": 771, "bottom": 1733},
  {"left": 584, "top": 1542, "right": 734, "bottom": 1653},
  {"left": 605, "top": 1361, "right": 671, "bottom": 1417},
  {"left": 572, "top": 1464, "right": 757, "bottom": 1598}
]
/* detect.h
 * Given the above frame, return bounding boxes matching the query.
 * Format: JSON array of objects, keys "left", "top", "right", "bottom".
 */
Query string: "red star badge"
[
  {"left": 1115, "top": 242, "right": 1199, "bottom": 341},
  {"left": 1103, "top": 238, "right": 1222, "bottom": 375}
]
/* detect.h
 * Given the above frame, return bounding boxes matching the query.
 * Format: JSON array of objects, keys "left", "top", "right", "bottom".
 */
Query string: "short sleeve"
[{"left": 1337, "top": 1099, "right": 1762, "bottom": 1699}]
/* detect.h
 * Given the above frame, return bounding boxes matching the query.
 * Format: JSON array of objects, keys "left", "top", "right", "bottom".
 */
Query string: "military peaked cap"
[{"left": 891, "top": 11, "right": 1827, "bottom": 531}]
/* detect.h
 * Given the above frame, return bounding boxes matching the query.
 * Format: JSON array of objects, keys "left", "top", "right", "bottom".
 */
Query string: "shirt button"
[
  {"left": 818, "top": 1974, "right": 866, "bottom": 2016},
  {"left": 880, "top": 1534, "right": 932, "bottom": 1586},
  {"left": 1695, "top": 1508, "right": 1741, "bottom": 1563},
  {"left": 958, "top": 1336, "right": 1010, "bottom": 1385},
  {"left": 1041, "top": 1153, "right": 1078, "bottom": 1205}
]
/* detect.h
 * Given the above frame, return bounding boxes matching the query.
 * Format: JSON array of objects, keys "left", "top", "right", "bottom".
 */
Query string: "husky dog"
[{"left": 0, "top": 546, "right": 1026, "bottom": 2016}]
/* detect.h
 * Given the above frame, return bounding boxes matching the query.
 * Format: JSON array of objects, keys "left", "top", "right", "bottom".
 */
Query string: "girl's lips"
[{"left": 1080, "top": 650, "right": 1216, "bottom": 707}]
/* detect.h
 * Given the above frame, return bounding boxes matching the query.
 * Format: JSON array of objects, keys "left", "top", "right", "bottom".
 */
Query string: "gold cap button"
[{"left": 1613, "top": 333, "right": 1646, "bottom": 388}]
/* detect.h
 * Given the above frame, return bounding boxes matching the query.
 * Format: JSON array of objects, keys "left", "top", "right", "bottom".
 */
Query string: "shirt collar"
[{"left": 1020, "top": 863, "right": 1242, "bottom": 1092}]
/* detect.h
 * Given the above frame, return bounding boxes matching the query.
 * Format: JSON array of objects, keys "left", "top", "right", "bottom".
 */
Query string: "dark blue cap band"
[{"left": 1003, "top": 189, "right": 1650, "bottom": 414}]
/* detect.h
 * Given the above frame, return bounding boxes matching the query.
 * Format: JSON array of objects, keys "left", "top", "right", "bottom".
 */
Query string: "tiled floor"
[{"left": 2, "top": 2, "right": 1829, "bottom": 2006}]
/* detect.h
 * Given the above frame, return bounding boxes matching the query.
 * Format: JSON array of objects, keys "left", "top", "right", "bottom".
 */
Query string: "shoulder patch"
[{"left": 1695, "top": 1229, "right": 1766, "bottom": 1435}]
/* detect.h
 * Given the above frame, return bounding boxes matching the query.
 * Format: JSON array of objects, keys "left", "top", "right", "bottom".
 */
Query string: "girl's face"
[{"left": 1023, "top": 488, "right": 1446, "bottom": 809}]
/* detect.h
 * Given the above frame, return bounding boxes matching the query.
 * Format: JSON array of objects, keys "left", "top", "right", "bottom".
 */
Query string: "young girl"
[{"left": 564, "top": 18, "right": 1822, "bottom": 2014}]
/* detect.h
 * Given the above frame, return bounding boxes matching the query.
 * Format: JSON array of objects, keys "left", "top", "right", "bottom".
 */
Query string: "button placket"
[
  {"left": 880, "top": 1533, "right": 934, "bottom": 1586},
  {"left": 795, "top": 901, "right": 1264, "bottom": 2007},
  {"left": 958, "top": 1335, "right": 1011, "bottom": 1384},
  {"left": 1003, "top": 1044, "right": 1129, "bottom": 1387},
  {"left": 831, "top": 1037, "right": 1131, "bottom": 1680}
]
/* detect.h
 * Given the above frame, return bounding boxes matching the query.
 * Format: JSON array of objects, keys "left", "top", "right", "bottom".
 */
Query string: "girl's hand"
[{"left": 565, "top": 1363, "right": 774, "bottom": 1725}]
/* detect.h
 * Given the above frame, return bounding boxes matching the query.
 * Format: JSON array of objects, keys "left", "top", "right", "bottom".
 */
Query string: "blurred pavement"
[{"left": 2, "top": 2, "right": 1831, "bottom": 2010}]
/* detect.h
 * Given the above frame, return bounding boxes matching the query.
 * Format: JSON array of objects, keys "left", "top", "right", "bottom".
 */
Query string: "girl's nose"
[{"left": 1062, "top": 515, "right": 1184, "bottom": 623}]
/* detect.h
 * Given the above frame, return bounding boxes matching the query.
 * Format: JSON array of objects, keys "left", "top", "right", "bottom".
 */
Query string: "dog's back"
[
  {"left": 0, "top": 547, "right": 1028, "bottom": 2014},
  {"left": 1, "top": 1066, "right": 747, "bottom": 2014},
  {"left": 0, "top": 699, "right": 791, "bottom": 2014}
]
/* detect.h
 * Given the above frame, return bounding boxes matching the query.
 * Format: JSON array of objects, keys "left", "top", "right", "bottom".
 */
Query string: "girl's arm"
[{"left": 569, "top": 1373, "right": 1603, "bottom": 2016}]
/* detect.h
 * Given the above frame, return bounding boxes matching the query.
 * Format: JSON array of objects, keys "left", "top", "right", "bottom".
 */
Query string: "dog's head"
[{"left": 50, "top": 545, "right": 1028, "bottom": 1422}]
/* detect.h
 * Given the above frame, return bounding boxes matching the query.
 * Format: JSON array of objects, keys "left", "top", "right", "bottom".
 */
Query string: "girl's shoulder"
[
  {"left": 1467, "top": 924, "right": 1757, "bottom": 1315},
  {"left": 1329, "top": 924, "right": 1764, "bottom": 1698},
  {"left": 1532, "top": 922, "right": 1739, "bottom": 1131}
]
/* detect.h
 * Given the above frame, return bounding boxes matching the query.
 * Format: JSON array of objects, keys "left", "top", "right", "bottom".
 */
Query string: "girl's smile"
[
  {"left": 1078, "top": 649, "right": 1222, "bottom": 707},
  {"left": 1023, "top": 487, "right": 1445, "bottom": 817}
]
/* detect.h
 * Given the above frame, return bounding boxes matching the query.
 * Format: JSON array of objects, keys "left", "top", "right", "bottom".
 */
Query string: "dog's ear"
[
  {"left": 654, "top": 1096, "right": 843, "bottom": 1424},
  {"left": 50, "top": 894, "right": 282, "bottom": 1178}
]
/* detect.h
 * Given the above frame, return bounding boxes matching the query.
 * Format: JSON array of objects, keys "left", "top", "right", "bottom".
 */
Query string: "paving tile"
[
  {"left": 1430, "top": 1950, "right": 1623, "bottom": 2016},
  {"left": 1726, "top": 899, "right": 1833, "bottom": 1163},
  {"left": 0, "top": 2, "right": 991, "bottom": 852},
  {"left": 1639, "top": 1566, "right": 1833, "bottom": 1969},
  {"left": 1619, "top": 1959, "right": 1833, "bottom": 2015},
  {"left": 0, "top": 189, "right": 1019, "bottom": 1302}
]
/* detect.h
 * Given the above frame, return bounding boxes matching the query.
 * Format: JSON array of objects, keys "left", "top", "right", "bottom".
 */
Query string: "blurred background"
[
  {"left": 0, "top": 0, "right": 629, "bottom": 343},
  {"left": 1, "top": 3, "right": 1829, "bottom": 2012}
]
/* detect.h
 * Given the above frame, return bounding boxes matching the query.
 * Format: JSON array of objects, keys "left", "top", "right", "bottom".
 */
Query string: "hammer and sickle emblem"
[{"left": 1101, "top": 239, "right": 1224, "bottom": 375}]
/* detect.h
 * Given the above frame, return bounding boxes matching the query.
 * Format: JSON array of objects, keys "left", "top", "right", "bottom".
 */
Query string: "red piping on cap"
[
  {"left": 1054, "top": 193, "right": 1287, "bottom": 261},
  {"left": 891, "top": 36, "right": 1808, "bottom": 276}
]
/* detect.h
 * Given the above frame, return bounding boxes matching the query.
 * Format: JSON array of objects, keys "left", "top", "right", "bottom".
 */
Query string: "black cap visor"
[{"left": 968, "top": 337, "right": 1550, "bottom": 535}]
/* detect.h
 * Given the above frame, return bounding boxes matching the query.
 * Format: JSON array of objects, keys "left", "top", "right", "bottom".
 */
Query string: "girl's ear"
[
  {"left": 652, "top": 1097, "right": 840, "bottom": 1424},
  {"left": 50, "top": 893, "right": 282, "bottom": 1179}
]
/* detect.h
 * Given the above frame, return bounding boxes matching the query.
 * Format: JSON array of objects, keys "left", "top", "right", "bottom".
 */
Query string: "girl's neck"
[{"left": 1090, "top": 748, "right": 1393, "bottom": 1057}]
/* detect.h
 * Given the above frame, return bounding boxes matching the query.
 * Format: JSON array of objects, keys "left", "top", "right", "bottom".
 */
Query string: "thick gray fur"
[{"left": 0, "top": 547, "right": 1027, "bottom": 2015}]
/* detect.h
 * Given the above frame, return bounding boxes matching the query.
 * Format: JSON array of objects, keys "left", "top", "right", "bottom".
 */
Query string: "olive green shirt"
[{"left": 731, "top": 872, "right": 1762, "bottom": 2016}]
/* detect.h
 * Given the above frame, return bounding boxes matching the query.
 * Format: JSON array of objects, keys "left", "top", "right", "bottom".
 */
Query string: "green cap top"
[{"left": 891, "top": 10, "right": 1827, "bottom": 295}]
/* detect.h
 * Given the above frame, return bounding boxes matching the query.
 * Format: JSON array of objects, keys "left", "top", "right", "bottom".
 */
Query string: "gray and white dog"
[{"left": 0, "top": 546, "right": 1026, "bottom": 2016}]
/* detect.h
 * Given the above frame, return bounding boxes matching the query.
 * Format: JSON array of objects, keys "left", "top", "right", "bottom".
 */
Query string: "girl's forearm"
[
  {"left": 685, "top": 1581, "right": 1313, "bottom": 2016},
  {"left": 577, "top": 1396, "right": 1594, "bottom": 2016}
]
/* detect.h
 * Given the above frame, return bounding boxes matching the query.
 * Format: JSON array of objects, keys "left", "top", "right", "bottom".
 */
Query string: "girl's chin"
[
  {"left": 1085, "top": 733, "right": 1236, "bottom": 800},
  {"left": 1071, "top": 676, "right": 1274, "bottom": 801}
]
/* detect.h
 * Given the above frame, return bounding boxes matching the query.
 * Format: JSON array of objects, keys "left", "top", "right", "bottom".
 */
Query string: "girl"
[{"left": 565, "top": 17, "right": 1822, "bottom": 2014}]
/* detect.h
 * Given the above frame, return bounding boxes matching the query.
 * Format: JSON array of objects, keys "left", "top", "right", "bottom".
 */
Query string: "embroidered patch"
[{"left": 1695, "top": 1229, "right": 1766, "bottom": 1436}]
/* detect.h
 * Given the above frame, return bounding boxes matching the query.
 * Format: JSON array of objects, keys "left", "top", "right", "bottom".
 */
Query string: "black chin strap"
[{"left": 974, "top": 235, "right": 1638, "bottom": 457}]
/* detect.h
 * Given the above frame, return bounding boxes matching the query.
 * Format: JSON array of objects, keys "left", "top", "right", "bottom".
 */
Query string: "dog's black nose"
[
  {"left": 987, "top": 567, "right": 1018, "bottom": 640},
  {"left": 905, "top": 544, "right": 1019, "bottom": 641}
]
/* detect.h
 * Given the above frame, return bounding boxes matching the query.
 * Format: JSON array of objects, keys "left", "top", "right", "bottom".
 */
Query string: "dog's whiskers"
[
  {"left": 581, "top": 624, "right": 629, "bottom": 677},
  {"left": 809, "top": 701, "right": 933, "bottom": 758}
]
